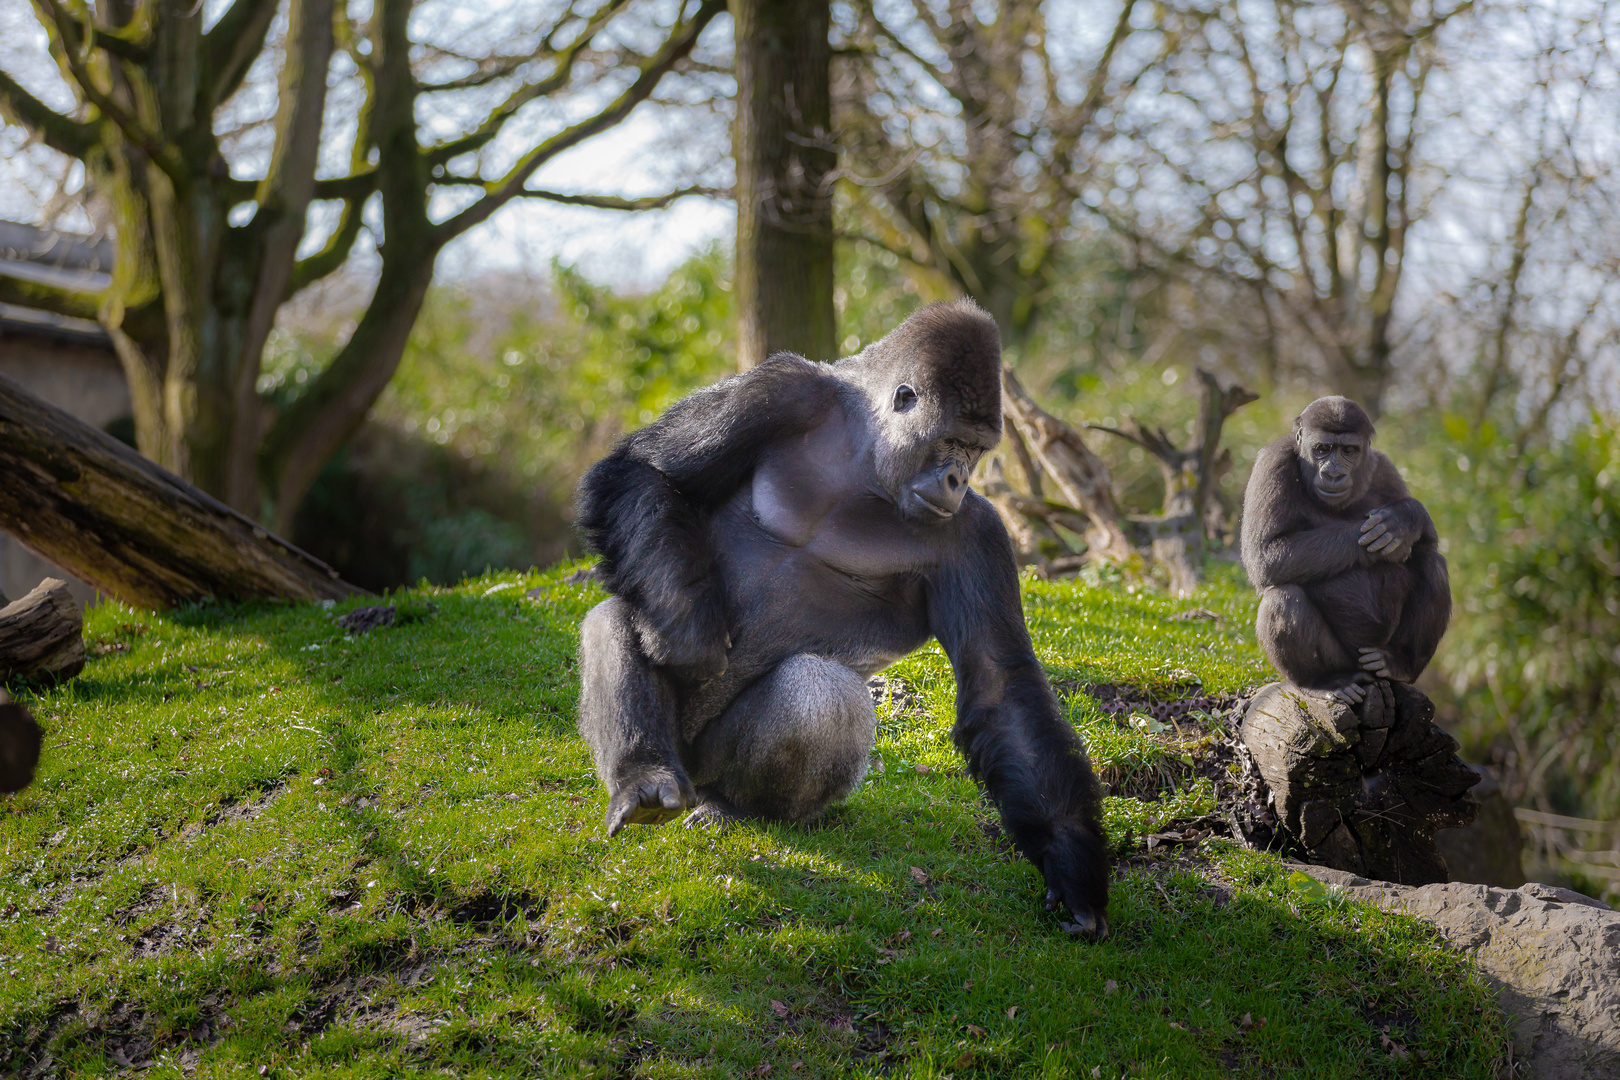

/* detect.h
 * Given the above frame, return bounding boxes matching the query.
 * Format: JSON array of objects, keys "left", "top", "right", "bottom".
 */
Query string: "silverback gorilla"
[
  {"left": 1241, "top": 396, "right": 1450, "bottom": 704},
  {"left": 574, "top": 300, "right": 1109, "bottom": 936}
]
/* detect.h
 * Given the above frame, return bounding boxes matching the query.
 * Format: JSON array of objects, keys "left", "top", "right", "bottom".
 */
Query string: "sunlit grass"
[{"left": 0, "top": 563, "right": 1505, "bottom": 1077}]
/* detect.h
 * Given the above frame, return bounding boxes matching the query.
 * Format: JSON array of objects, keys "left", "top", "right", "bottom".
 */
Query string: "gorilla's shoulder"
[
  {"left": 712, "top": 351, "right": 843, "bottom": 408},
  {"left": 1252, "top": 435, "right": 1297, "bottom": 472}
]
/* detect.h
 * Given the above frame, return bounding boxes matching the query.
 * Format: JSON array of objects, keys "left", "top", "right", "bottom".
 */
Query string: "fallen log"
[
  {"left": 0, "top": 578, "right": 85, "bottom": 683},
  {"left": 0, "top": 373, "right": 359, "bottom": 609},
  {"left": 1239, "top": 679, "right": 1480, "bottom": 885}
]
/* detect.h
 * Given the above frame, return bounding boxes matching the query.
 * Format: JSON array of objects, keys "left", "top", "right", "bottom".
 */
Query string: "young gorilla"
[
  {"left": 575, "top": 300, "right": 1109, "bottom": 936},
  {"left": 1241, "top": 397, "right": 1450, "bottom": 704}
]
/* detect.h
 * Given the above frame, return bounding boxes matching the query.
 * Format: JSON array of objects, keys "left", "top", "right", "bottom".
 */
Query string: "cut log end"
[
  {"left": 1238, "top": 680, "right": 1481, "bottom": 885},
  {"left": 0, "top": 578, "right": 86, "bottom": 684}
]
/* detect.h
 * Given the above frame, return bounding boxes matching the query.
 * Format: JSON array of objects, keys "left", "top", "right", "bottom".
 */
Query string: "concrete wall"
[{"left": 0, "top": 335, "right": 131, "bottom": 610}]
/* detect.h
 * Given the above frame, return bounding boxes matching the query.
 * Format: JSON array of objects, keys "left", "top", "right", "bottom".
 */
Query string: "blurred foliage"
[
  {"left": 286, "top": 248, "right": 737, "bottom": 588},
  {"left": 1408, "top": 416, "right": 1620, "bottom": 820}
]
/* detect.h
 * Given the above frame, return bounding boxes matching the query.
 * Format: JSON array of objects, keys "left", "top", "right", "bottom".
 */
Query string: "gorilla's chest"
[
  {"left": 708, "top": 439, "right": 940, "bottom": 674},
  {"left": 746, "top": 435, "right": 941, "bottom": 577}
]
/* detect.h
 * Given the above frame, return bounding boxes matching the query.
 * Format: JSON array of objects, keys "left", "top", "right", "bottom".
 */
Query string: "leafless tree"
[{"left": 1109, "top": 0, "right": 1476, "bottom": 415}]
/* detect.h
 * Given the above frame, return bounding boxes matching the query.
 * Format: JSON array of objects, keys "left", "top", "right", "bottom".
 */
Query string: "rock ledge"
[{"left": 1295, "top": 863, "right": 1620, "bottom": 1080}]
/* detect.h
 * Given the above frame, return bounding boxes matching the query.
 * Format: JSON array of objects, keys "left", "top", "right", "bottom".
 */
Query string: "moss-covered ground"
[{"left": 0, "top": 562, "right": 1507, "bottom": 1078}]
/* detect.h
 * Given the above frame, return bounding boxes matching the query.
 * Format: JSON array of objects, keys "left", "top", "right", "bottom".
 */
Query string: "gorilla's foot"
[
  {"left": 1323, "top": 672, "right": 1375, "bottom": 706},
  {"left": 682, "top": 798, "right": 743, "bottom": 831}
]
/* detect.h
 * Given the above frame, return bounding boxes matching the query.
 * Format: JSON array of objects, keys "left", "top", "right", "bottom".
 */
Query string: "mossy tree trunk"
[{"left": 733, "top": 0, "right": 837, "bottom": 368}]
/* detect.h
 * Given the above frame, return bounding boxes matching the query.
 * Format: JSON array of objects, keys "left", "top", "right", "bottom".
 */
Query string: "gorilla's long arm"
[
  {"left": 928, "top": 497, "right": 1109, "bottom": 929},
  {"left": 576, "top": 355, "right": 839, "bottom": 672}
]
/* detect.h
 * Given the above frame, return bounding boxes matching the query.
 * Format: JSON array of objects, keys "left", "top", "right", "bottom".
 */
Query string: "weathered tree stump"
[
  {"left": 1239, "top": 680, "right": 1480, "bottom": 884},
  {"left": 0, "top": 578, "right": 85, "bottom": 683}
]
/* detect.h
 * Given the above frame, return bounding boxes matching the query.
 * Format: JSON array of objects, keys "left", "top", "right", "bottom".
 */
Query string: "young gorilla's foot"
[
  {"left": 1319, "top": 672, "right": 1376, "bottom": 706},
  {"left": 682, "top": 798, "right": 743, "bottom": 831}
]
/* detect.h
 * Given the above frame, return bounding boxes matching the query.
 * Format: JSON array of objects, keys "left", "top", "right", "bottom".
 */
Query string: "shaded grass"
[{"left": 0, "top": 562, "right": 1505, "bottom": 1077}]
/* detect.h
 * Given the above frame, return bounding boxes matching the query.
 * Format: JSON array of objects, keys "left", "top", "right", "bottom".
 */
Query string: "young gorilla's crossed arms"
[{"left": 573, "top": 300, "right": 1110, "bottom": 937}]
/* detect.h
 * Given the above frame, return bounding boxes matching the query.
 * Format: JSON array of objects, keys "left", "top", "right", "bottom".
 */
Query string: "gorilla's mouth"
[
  {"left": 1315, "top": 479, "right": 1350, "bottom": 500},
  {"left": 908, "top": 490, "right": 956, "bottom": 519}
]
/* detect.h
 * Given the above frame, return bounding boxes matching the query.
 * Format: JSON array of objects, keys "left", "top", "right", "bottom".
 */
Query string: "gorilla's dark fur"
[
  {"left": 574, "top": 299, "right": 1109, "bottom": 934},
  {"left": 1241, "top": 396, "right": 1450, "bottom": 704},
  {"left": 0, "top": 701, "right": 41, "bottom": 794}
]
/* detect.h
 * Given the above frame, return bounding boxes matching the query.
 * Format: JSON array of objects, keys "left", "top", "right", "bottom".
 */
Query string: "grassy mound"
[{"left": 0, "top": 563, "right": 1506, "bottom": 1078}]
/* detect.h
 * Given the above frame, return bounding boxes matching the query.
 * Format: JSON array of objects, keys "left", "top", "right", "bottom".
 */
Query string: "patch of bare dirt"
[{"left": 1067, "top": 681, "right": 1246, "bottom": 730}]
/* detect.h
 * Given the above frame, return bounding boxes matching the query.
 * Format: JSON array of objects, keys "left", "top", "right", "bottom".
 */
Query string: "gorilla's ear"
[{"left": 893, "top": 384, "right": 918, "bottom": 413}]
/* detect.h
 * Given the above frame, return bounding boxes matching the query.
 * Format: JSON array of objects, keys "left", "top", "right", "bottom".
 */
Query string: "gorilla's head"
[
  {"left": 1293, "top": 395, "right": 1375, "bottom": 509},
  {"left": 838, "top": 300, "right": 1003, "bottom": 522}
]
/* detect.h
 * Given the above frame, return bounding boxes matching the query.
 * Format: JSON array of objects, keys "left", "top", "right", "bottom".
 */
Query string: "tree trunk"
[
  {"left": 1239, "top": 680, "right": 1481, "bottom": 885},
  {"left": 1086, "top": 369, "right": 1258, "bottom": 593},
  {"left": 0, "top": 578, "right": 84, "bottom": 683},
  {"left": 0, "top": 374, "right": 359, "bottom": 609},
  {"left": 733, "top": 0, "right": 837, "bottom": 368}
]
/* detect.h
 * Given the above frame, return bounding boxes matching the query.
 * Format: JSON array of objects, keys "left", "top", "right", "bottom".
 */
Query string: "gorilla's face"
[
  {"left": 834, "top": 298, "right": 1003, "bottom": 522},
  {"left": 880, "top": 381, "right": 995, "bottom": 522},
  {"left": 1295, "top": 427, "right": 1369, "bottom": 509}
]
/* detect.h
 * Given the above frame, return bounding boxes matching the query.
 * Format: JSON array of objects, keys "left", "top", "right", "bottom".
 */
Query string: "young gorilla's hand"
[
  {"left": 1039, "top": 822, "right": 1110, "bottom": 941},
  {"left": 1359, "top": 647, "right": 1411, "bottom": 684},
  {"left": 1359, "top": 506, "right": 1418, "bottom": 563},
  {"left": 606, "top": 769, "right": 697, "bottom": 836}
]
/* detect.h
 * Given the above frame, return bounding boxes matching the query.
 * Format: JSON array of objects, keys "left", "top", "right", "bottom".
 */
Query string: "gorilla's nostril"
[{"left": 947, "top": 475, "right": 960, "bottom": 490}]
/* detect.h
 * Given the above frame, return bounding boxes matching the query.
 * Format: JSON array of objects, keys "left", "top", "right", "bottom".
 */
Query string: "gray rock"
[{"left": 1295, "top": 862, "right": 1620, "bottom": 1080}]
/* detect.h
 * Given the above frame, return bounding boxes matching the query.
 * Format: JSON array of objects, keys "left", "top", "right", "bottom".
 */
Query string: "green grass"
[{"left": 0, "top": 562, "right": 1507, "bottom": 1078}]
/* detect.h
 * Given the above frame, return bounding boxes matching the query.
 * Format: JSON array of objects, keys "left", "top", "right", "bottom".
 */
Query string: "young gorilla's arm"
[
  {"left": 576, "top": 355, "right": 839, "bottom": 677},
  {"left": 1357, "top": 455, "right": 1433, "bottom": 564},
  {"left": 927, "top": 497, "right": 1110, "bottom": 937},
  {"left": 1240, "top": 439, "right": 1369, "bottom": 588}
]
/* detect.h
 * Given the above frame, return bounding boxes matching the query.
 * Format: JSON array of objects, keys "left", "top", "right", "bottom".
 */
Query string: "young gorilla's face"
[
  {"left": 1295, "top": 427, "right": 1370, "bottom": 509},
  {"left": 883, "top": 380, "right": 996, "bottom": 522}
]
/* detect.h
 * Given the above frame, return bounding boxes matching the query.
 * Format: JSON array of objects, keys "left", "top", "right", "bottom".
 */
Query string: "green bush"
[{"left": 1414, "top": 416, "right": 1620, "bottom": 819}]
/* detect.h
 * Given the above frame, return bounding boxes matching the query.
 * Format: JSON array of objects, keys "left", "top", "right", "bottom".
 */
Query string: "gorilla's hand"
[
  {"left": 1038, "top": 823, "right": 1110, "bottom": 941},
  {"left": 632, "top": 607, "right": 731, "bottom": 681},
  {"left": 1359, "top": 647, "right": 1411, "bottom": 684},
  {"left": 606, "top": 769, "right": 697, "bottom": 836},
  {"left": 1359, "top": 506, "right": 1418, "bottom": 563}
]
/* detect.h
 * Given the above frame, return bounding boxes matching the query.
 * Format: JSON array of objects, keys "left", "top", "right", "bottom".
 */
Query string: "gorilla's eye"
[{"left": 892, "top": 385, "right": 918, "bottom": 413}]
